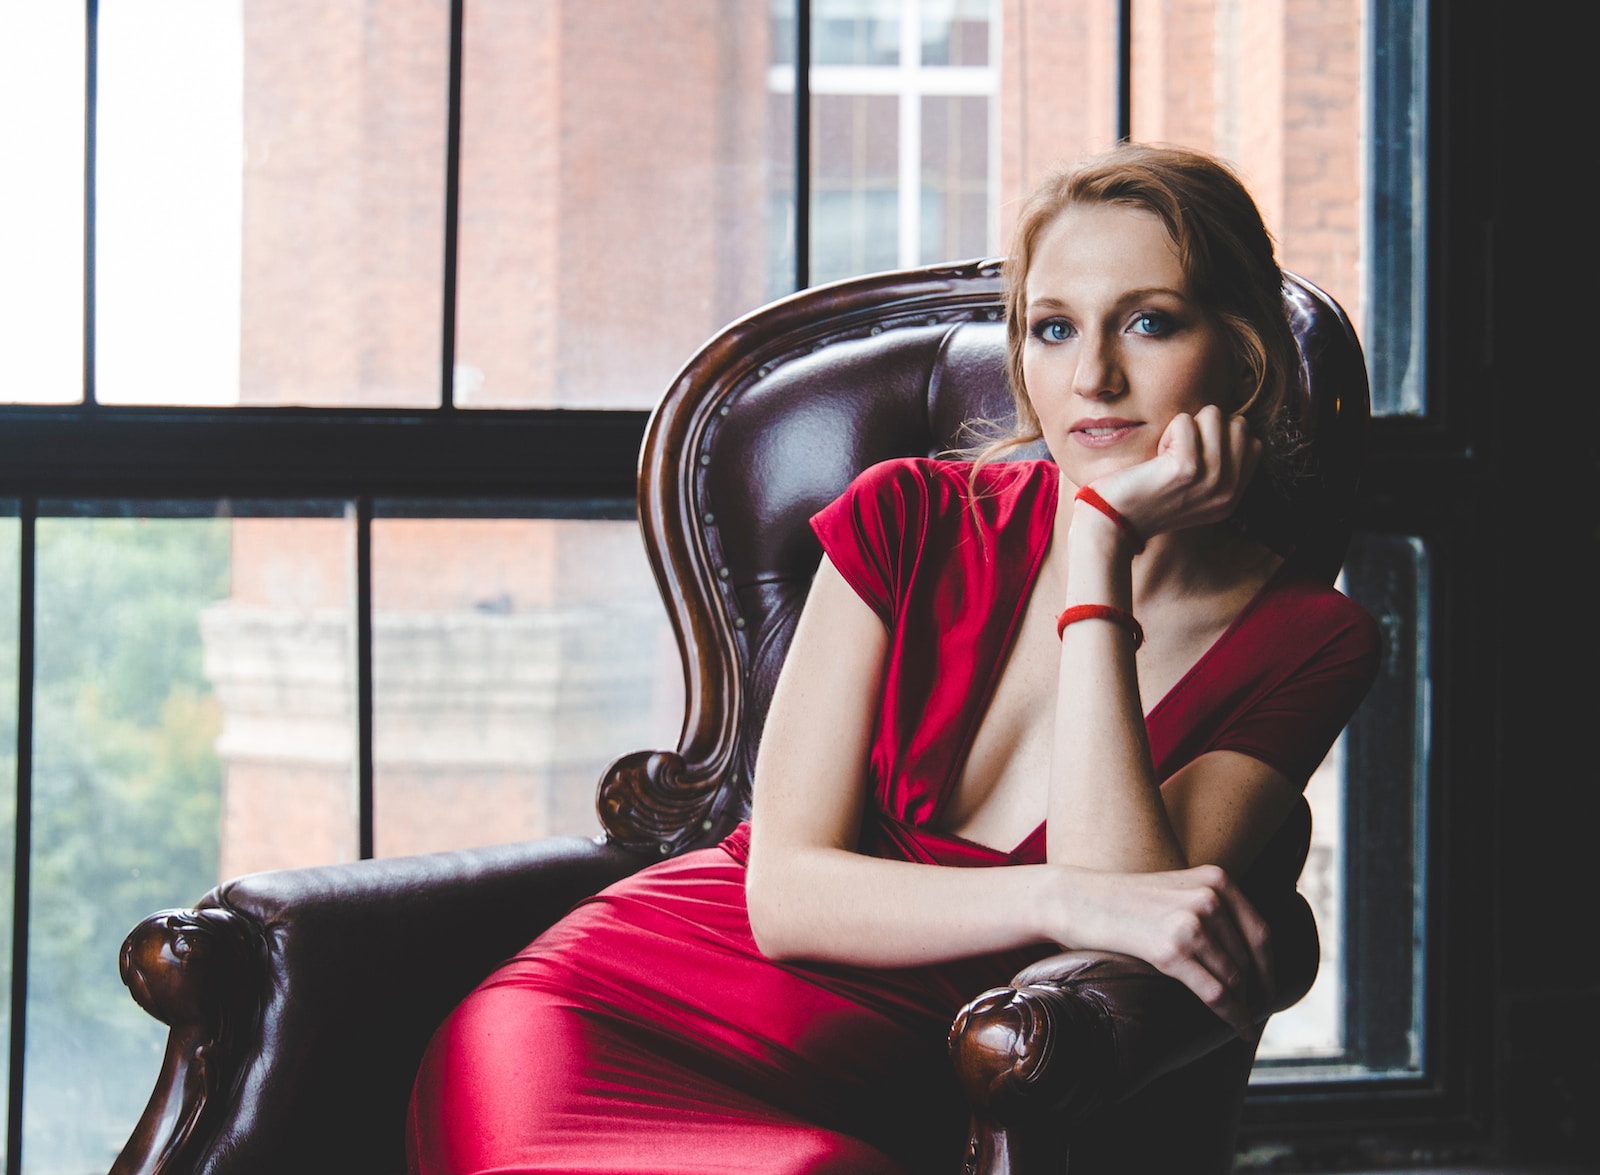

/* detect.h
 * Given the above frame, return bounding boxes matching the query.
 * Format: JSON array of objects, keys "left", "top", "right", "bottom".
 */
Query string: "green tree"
[{"left": 14, "top": 515, "right": 228, "bottom": 1173}]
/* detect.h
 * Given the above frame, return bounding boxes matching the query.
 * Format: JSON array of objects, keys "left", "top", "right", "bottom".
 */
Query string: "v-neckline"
[{"left": 934, "top": 461, "right": 1294, "bottom": 859}]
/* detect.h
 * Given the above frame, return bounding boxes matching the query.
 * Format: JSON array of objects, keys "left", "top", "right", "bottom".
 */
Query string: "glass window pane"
[
  {"left": 770, "top": 0, "right": 798, "bottom": 67},
  {"left": 922, "top": 0, "right": 991, "bottom": 67},
  {"left": 1130, "top": 0, "right": 1427, "bottom": 417},
  {"left": 1365, "top": 0, "right": 1428, "bottom": 415},
  {"left": 1253, "top": 533, "right": 1430, "bottom": 1081},
  {"left": 1256, "top": 726, "right": 1349, "bottom": 1062},
  {"left": 207, "top": 513, "right": 359, "bottom": 876},
  {"left": 26, "top": 509, "right": 229, "bottom": 1169},
  {"left": 1337, "top": 532, "right": 1429, "bottom": 1077},
  {"left": 20, "top": 501, "right": 355, "bottom": 1173},
  {"left": 786, "top": 0, "right": 1112, "bottom": 286},
  {"left": 455, "top": 2, "right": 782, "bottom": 408},
  {"left": 812, "top": 93, "right": 901, "bottom": 285},
  {"left": 95, "top": 0, "right": 244, "bottom": 407},
  {"left": 0, "top": 506, "right": 16, "bottom": 1162},
  {"left": 95, "top": 0, "right": 450, "bottom": 408},
  {"left": 920, "top": 94, "right": 990, "bottom": 264},
  {"left": 0, "top": 6, "right": 84, "bottom": 406},
  {"left": 813, "top": 0, "right": 901, "bottom": 66},
  {"left": 371, "top": 517, "right": 683, "bottom": 856},
  {"left": 767, "top": 88, "right": 800, "bottom": 303}
]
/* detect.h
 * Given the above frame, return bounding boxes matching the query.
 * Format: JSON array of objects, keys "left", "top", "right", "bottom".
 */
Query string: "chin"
[{"left": 1058, "top": 449, "right": 1147, "bottom": 488}]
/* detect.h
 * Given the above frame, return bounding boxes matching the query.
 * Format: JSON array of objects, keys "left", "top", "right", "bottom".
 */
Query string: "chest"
[{"left": 936, "top": 583, "right": 1244, "bottom": 850}]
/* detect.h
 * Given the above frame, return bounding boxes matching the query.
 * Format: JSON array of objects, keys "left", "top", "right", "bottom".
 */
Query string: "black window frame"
[{"left": 1241, "top": 0, "right": 1501, "bottom": 1160}]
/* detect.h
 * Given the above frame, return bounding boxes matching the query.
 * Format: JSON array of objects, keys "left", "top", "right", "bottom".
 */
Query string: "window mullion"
[
  {"left": 440, "top": 0, "right": 464, "bottom": 411},
  {"left": 83, "top": 0, "right": 99, "bottom": 408},
  {"left": 355, "top": 497, "right": 374, "bottom": 860},
  {"left": 794, "top": 0, "right": 811, "bottom": 291},
  {"left": 897, "top": 0, "right": 920, "bottom": 269},
  {"left": 1116, "top": 0, "right": 1132, "bottom": 142},
  {"left": 6, "top": 500, "right": 37, "bottom": 1175}
]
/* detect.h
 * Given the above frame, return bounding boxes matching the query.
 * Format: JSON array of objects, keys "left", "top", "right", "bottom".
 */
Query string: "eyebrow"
[
  {"left": 1120, "top": 285, "right": 1189, "bottom": 303},
  {"left": 1025, "top": 286, "right": 1192, "bottom": 315}
]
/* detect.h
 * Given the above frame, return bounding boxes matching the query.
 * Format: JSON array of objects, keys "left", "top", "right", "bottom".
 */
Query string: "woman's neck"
[{"left": 1131, "top": 522, "right": 1278, "bottom": 605}]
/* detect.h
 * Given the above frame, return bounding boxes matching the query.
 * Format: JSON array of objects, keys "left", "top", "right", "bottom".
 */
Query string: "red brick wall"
[
  {"left": 450, "top": 0, "right": 774, "bottom": 408},
  {"left": 239, "top": 0, "right": 449, "bottom": 407},
  {"left": 1130, "top": 0, "right": 1362, "bottom": 325},
  {"left": 998, "top": 0, "right": 1120, "bottom": 246}
]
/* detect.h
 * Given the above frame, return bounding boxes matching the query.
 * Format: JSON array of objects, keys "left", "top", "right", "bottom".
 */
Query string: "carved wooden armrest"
[
  {"left": 948, "top": 892, "right": 1318, "bottom": 1175},
  {"left": 112, "top": 836, "right": 642, "bottom": 1175}
]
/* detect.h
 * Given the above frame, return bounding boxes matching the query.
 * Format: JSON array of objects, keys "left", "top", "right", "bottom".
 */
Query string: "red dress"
[{"left": 406, "top": 459, "right": 1379, "bottom": 1175}]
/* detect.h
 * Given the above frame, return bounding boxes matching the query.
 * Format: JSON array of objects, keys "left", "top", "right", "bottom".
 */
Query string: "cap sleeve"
[
  {"left": 808, "top": 458, "right": 931, "bottom": 627},
  {"left": 1214, "top": 594, "right": 1381, "bottom": 785}
]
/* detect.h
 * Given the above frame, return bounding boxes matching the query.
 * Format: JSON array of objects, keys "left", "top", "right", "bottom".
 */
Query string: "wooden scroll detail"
[
  {"left": 110, "top": 907, "right": 264, "bottom": 1175},
  {"left": 949, "top": 972, "right": 1117, "bottom": 1175},
  {"left": 601, "top": 261, "right": 1010, "bottom": 861},
  {"left": 950, "top": 948, "right": 1266, "bottom": 1175},
  {"left": 596, "top": 749, "right": 731, "bottom": 856}
]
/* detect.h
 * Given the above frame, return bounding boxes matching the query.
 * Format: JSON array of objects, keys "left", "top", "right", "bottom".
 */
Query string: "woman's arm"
[
  {"left": 745, "top": 555, "right": 1273, "bottom": 1035},
  {"left": 1047, "top": 406, "right": 1289, "bottom": 875},
  {"left": 1045, "top": 506, "right": 1182, "bottom": 870},
  {"left": 745, "top": 557, "right": 1066, "bottom": 967},
  {"left": 1046, "top": 520, "right": 1299, "bottom": 877},
  {"left": 1042, "top": 407, "right": 1285, "bottom": 1020}
]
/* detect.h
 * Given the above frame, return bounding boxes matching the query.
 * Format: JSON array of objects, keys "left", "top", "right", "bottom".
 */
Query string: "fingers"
[
  {"left": 1207, "top": 900, "right": 1274, "bottom": 1036},
  {"left": 1193, "top": 404, "right": 1227, "bottom": 478},
  {"left": 1223, "top": 877, "right": 1275, "bottom": 1003},
  {"left": 1090, "top": 406, "right": 1259, "bottom": 540},
  {"left": 1147, "top": 867, "right": 1274, "bottom": 1039},
  {"left": 1163, "top": 954, "right": 1255, "bottom": 1039},
  {"left": 1212, "top": 408, "right": 1263, "bottom": 506},
  {"left": 1062, "top": 866, "right": 1276, "bottom": 1039},
  {"left": 1156, "top": 409, "right": 1199, "bottom": 469},
  {"left": 1191, "top": 405, "right": 1251, "bottom": 507}
]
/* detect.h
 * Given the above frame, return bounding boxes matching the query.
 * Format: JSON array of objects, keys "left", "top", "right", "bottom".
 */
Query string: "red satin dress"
[{"left": 406, "top": 458, "right": 1378, "bottom": 1175}]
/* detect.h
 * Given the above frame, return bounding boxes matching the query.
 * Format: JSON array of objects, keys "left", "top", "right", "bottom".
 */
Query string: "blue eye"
[
  {"left": 1131, "top": 312, "right": 1171, "bottom": 336},
  {"left": 1031, "top": 319, "right": 1074, "bottom": 343}
]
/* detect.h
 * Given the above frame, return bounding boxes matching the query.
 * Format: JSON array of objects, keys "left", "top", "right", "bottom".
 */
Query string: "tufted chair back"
[{"left": 595, "top": 259, "right": 1369, "bottom": 860}]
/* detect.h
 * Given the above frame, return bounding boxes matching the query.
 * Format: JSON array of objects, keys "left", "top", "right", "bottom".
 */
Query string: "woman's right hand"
[
  {"left": 1050, "top": 863, "right": 1274, "bottom": 1039},
  {"left": 1077, "top": 403, "right": 1261, "bottom": 545}
]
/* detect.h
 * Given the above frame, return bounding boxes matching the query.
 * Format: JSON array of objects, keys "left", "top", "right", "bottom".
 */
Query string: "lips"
[{"left": 1068, "top": 418, "right": 1141, "bottom": 446}]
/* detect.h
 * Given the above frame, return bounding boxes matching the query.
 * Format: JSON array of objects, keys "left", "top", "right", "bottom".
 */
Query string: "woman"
[{"left": 407, "top": 143, "right": 1379, "bottom": 1175}]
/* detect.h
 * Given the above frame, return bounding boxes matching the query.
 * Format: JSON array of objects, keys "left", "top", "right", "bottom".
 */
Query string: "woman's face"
[{"left": 1020, "top": 202, "right": 1240, "bottom": 487}]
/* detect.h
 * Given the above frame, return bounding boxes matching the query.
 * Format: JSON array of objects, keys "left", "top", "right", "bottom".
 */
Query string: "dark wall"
[
  {"left": 1484, "top": 6, "right": 1599, "bottom": 1165},
  {"left": 1244, "top": 9, "right": 1596, "bottom": 1168}
]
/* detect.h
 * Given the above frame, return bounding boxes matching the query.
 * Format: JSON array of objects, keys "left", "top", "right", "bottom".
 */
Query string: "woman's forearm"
[
  {"left": 745, "top": 842, "right": 1063, "bottom": 967},
  {"left": 747, "top": 557, "right": 1068, "bottom": 968},
  {"left": 1046, "top": 503, "right": 1186, "bottom": 871},
  {"left": 748, "top": 837, "right": 1273, "bottom": 1039}
]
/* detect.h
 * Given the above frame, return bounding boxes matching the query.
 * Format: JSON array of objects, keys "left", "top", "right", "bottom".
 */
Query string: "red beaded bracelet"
[
  {"left": 1074, "top": 486, "right": 1146, "bottom": 554},
  {"left": 1056, "top": 603, "right": 1145, "bottom": 649}
]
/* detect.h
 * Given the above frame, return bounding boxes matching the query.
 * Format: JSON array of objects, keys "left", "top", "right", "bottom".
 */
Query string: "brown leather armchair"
[{"left": 111, "top": 258, "right": 1368, "bottom": 1175}]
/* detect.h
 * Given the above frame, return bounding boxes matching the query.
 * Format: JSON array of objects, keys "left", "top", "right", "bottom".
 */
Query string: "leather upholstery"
[{"left": 113, "top": 839, "right": 640, "bottom": 1175}]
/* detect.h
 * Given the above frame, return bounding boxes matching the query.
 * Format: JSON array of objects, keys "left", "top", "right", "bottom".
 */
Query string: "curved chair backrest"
[{"left": 598, "top": 259, "right": 1369, "bottom": 857}]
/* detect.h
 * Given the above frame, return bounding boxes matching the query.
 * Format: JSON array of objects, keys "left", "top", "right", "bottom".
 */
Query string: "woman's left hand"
[
  {"left": 1053, "top": 863, "right": 1276, "bottom": 1039},
  {"left": 1082, "top": 405, "right": 1262, "bottom": 542}
]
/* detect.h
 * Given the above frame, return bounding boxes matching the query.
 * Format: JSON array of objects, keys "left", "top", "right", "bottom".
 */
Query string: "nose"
[{"left": 1071, "top": 332, "right": 1123, "bottom": 400}]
